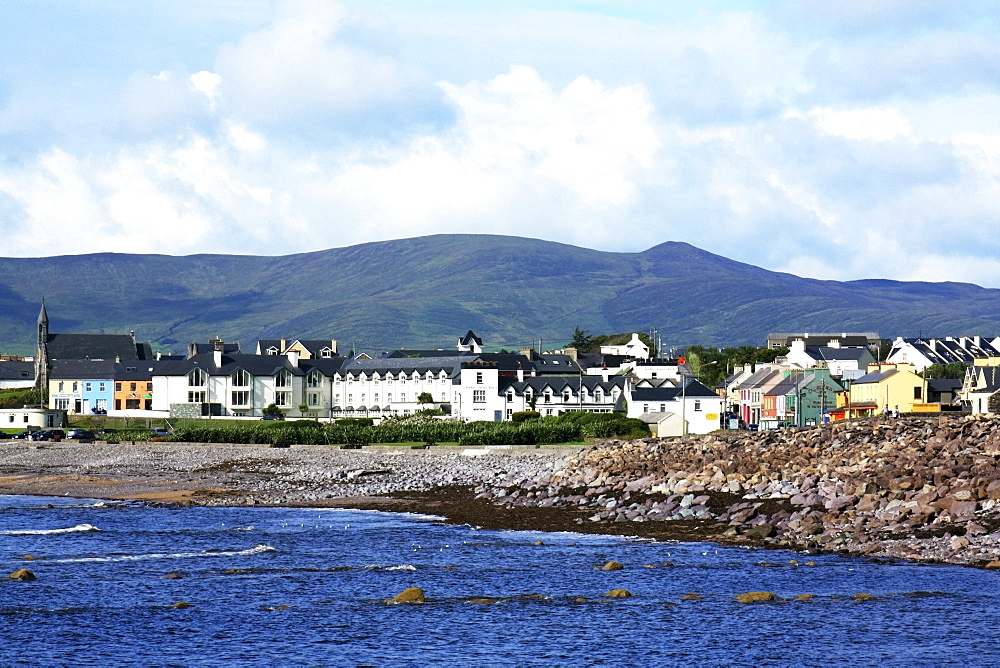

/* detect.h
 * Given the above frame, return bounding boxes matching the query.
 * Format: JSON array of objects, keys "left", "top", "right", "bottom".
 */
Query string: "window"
[
  {"left": 473, "top": 389, "right": 486, "bottom": 403},
  {"left": 307, "top": 370, "right": 321, "bottom": 388},
  {"left": 506, "top": 391, "right": 514, "bottom": 401},
  {"left": 563, "top": 390, "right": 571, "bottom": 403},
  {"left": 544, "top": 392, "right": 552, "bottom": 404},
  {"left": 441, "top": 392, "right": 446, "bottom": 401},
  {"left": 232, "top": 391, "right": 249, "bottom": 406},
  {"left": 232, "top": 369, "right": 250, "bottom": 387},
  {"left": 146, "top": 383, "right": 152, "bottom": 392},
  {"left": 387, "top": 393, "right": 393, "bottom": 403},
  {"left": 643, "top": 404, "right": 649, "bottom": 413},
  {"left": 400, "top": 393, "right": 407, "bottom": 402},
  {"left": 95, "top": 399, "right": 107, "bottom": 411},
  {"left": 85, "top": 383, "right": 91, "bottom": 392},
  {"left": 275, "top": 392, "right": 291, "bottom": 407},
  {"left": 694, "top": 400, "right": 702, "bottom": 412},
  {"left": 476, "top": 372, "right": 483, "bottom": 384},
  {"left": 188, "top": 391, "right": 206, "bottom": 403},
  {"left": 320, "top": 347, "right": 332, "bottom": 358},
  {"left": 266, "top": 346, "right": 279, "bottom": 355},
  {"left": 115, "top": 382, "right": 122, "bottom": 392},
  {"left": 914, "top": 386, "right": 922, "bottom": 400},
  {"left": 275, "top": 370, "right": 291, "bottom": 388},
  {"left": 307, "top": 392, "right": 321, "bottom": 406},
  {"left": 125, "top": 399, "right": 140, "bottom": 410},
  {"left": 58, "top": 382, "right": 64, "bottom": 392},
  {"left": 72, "top": 382, "right": 78, "bottom": 392},
  {"left": 189, "top": 368, "right": 207, "bottom": 386},
  {"left": 100, "top": 383, "right": 106, "bottom": 392},
  {"left": 660, "top": 404, "right": 666, "bottom": 412},
  {"left": 130, "top": 382, "right": 137, "bottom": 392},
  {"left": 55, "top": 398, "right": 69, "bottom": 410}
]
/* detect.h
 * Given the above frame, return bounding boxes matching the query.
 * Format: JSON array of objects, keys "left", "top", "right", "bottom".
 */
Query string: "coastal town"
[{"left": 2, "top": 302, "right": 1000, "bottom": 435}]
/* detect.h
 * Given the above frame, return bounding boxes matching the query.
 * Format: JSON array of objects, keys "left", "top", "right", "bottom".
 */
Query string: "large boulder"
[
  {"left": 390, "top": 587, "right": 426, "bottom": 604},
  {"left": 9, "top": 569, "right": 36, "bottom": 581},
  {"left": 601, "top": 561, "right": 624, "bottom": 571}
]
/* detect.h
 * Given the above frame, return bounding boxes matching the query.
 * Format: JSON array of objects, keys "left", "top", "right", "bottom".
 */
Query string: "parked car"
[
  {"left": 66, "top": 429, "right": 96, "bottom": 441},
  {"left": 11, "top": 430, "right": 38, "bottom": 440},
  {"left": 151, "top": 428, "right": 173, "bottom": 437},
  {"left": 35, "top": 429, "right": 66, "bottom": 442},
  {"left": 261, "top": 414, "right": 284, "bottom": 421}
]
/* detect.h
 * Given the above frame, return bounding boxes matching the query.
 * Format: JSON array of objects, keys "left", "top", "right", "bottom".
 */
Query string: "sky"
[{"left": 1, "top": 1, "right": 999, "bottom": 286}]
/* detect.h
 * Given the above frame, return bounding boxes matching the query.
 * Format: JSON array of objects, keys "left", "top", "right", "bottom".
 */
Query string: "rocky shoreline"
[
  {"left": 475, "top": 414, "right": 1000, "bottom": 568},
  {"left": 3, "top": 414, "right": 1000, "bottom": 568}
]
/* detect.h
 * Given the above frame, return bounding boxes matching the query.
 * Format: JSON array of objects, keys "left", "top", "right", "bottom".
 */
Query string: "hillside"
[{"left": 1, "top": 234, "right": 999, "bottom": 355}]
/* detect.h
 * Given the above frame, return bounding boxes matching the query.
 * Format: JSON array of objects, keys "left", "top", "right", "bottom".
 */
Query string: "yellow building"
[{"left": 835, "top": 363, "right": 928, "bottom": 419}]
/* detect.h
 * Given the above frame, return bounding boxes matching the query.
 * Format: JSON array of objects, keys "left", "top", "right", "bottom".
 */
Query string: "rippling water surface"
[{"left": 2, "top": 494, "right": 1000, "bottom": 666}]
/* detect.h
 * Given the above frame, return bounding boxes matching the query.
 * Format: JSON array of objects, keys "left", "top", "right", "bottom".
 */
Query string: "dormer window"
[
  {"left": 266, "top": 346, "right": 279, "bottom": 355},
  {"left": 320, "top": 347, "right": 332, "bottom": 358},
  {"left": 275, "top": 369, "right": 291, "bottom": 388},
  {"left": 307, "top": 369, "right": 321, "bottom": 388},
  {"left": 232, "top": 369, "right": 250, "bottom": 387}
]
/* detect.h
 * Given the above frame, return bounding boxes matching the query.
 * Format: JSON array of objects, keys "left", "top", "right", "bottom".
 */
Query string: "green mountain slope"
[{"left": 1, "top": 234, "right": 998, "bottom": 355}]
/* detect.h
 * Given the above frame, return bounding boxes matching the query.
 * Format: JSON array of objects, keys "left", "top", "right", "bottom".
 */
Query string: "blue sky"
[{"left": 2, "top": 1, "right": 999, "bottom": 286}]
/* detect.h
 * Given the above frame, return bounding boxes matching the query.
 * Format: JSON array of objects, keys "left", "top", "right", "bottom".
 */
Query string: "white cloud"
[
  {"left": 212, "top": 0, "right": 424, "bottom": 125},
  {"left": 788, "top": 106, "right": 912, "bottom": 141}
]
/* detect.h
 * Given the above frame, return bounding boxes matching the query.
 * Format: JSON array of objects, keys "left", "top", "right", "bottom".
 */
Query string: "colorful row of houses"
[{"left": 9, "top": 311, "right": 1000, "bottom": 435}]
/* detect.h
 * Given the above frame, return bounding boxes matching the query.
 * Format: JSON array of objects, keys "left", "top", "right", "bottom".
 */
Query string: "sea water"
[{"left": 2, "top": 495, "right": 1000, "bottom": 667}]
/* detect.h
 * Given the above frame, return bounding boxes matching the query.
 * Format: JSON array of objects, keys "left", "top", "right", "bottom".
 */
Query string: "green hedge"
[{"left": 170, "top": 412, "right": 649, "bottom": 446}]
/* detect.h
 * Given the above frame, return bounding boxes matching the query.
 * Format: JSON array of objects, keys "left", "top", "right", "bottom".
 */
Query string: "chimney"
[
  {"left": 520, "top": 347, "right": 534, "bottom": 361},
  {"left": 280, "top": 338, "right": 287, "bottom": 353},
  {"left": 331, "top": 339, "right": 338, "bottom": 355},
  {"left": 974, "top": 335, "right": 982, "bottom": 348},
  {"left": 565, "top": 347, "right": 578, "bottom": 361},
  {"left": 287, "top": 350, "right": 299, "bottom": 368},
  {"left": 213, "top": 349, "right": 223, "bottom": 368},
  {"left": 517, "top": 368, "right": 524, "bottom": 382}
]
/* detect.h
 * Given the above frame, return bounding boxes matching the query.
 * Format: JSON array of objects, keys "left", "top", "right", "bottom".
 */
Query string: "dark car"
[
  {"left": 66, "top": 429, "right": 96, "bottom": 441},
  {"left": 11, "top": 430, "right": 38, "bottom": 440},
  {"left": 151, "top": 428, "right": 173, "bottom": 437},
  {"left": 262, "top": 414, "right": 284, "bottom": 421},
  {"left": 35, "top": 429, "right": 66, "bottom": 441}
]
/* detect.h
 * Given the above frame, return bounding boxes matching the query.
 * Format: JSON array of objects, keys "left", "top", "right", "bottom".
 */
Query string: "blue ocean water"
[{"left": 2, "top": 495, "right": 999, "bottom": 667}]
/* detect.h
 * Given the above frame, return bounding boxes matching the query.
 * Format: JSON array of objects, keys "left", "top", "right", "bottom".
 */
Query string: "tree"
[
  {"left": 262, "top": 403, "right": 284, "bottom": 418},
  {"left": 417, "top": 391, "right": 434, "bottom": 404},
  {"left": 568, "top": 326, "right": 593, "bottom": 350},
  {"left": 923, "top": 362, "right": 968, "bottom": 379}
]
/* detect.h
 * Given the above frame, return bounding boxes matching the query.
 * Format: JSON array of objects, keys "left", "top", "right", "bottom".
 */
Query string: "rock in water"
[
  {"left": 9, "top": 568, "right": 36, "bottom": 581},
  {"left": 601, "top": 561, "right": 624, "bottom": 571},
  {"left": 391, "top": 587, "right": 426, "bottom": 604},
  {"left": 171, "top": 601, "right": 191, "bottom": 609},
  {"left": 736, "top": 591, "right": 777, "bottom": 603},
  {"left": 605, "top": 589, "right": 632, "bottom": 598}
]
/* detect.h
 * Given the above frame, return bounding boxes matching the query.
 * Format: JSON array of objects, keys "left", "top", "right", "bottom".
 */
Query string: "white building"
[
  {"left": 627, "top": 379, "right": 723, "bottom": 435},
  {"left": 600, "top": 333, "right": 650, "bottom": 360}
]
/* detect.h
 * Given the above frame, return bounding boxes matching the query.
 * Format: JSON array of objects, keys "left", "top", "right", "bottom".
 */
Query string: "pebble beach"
[{"left": 3, "top": 414, "right": 1000, "bottom": 569}]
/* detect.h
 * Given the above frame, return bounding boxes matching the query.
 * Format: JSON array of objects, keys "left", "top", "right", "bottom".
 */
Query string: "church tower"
[{"left": 35, "top": 300, "right": 49, "bottom": 404}]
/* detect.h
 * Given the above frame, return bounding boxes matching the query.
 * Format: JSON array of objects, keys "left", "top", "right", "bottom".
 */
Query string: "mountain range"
[{"left": 1, "top": 234, "right": 999, "bottom": 356}]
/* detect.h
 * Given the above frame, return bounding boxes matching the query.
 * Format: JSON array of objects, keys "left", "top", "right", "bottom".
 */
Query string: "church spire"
[{"left": 36, "top": 299, "right": 49, "bottom": 404}]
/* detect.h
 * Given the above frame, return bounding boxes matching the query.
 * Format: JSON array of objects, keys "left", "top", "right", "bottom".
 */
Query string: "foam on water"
[
  {"left": 1, "top": 523, "right": 101, "bottom": 535},
  {"left": 50, "top": 543, "right": 276, "bottom": 563}
]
